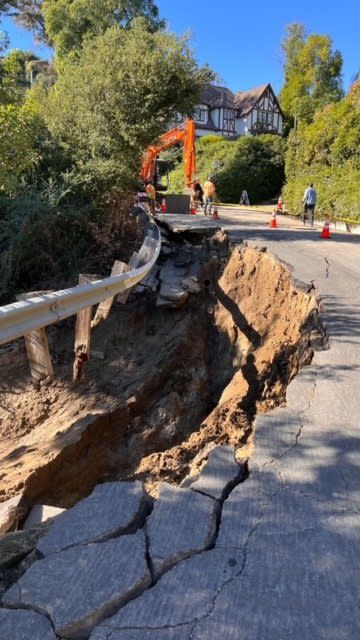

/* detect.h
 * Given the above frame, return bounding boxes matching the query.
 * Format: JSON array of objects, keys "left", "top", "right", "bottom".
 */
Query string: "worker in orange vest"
[
  {"left": 203, "top": 177, "right": 216, "bottom": 216},
  {"left": 145, "top": 181, "right": 156, "bottom": 215}
]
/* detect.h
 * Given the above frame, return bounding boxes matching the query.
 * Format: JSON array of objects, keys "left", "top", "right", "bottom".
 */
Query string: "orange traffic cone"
[
  {"left": 212, "top": 206, "right": 219, "bottom": 220},
  {"left": 321, "top": 220, "right": 331, "bottom": 238},
  {"left": 269, "top": 210, "right": 278, "bottom": 228},
  {"left": 190, "top": 204, "right": 197, "bottom": 215},
  {"left": 161, "top": 197, "right": 167, "bottom": 213}
]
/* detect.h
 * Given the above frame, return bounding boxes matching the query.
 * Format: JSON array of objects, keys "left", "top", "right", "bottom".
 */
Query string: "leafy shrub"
[
  {"left": 0, "top": 193, "right": 138, "bottom": 304},
  {"left": 169, "top": 134, "right": 286, "bottom": 204},
  {"left": 283, "top": 83, "right": 360, "bottom": 221}
]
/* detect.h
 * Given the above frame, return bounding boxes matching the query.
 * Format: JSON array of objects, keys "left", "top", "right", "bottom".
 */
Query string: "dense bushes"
[
  {"left": 283, "top": 82, "right": 360, "bottom": 220},
  {"left": 0, "top": 192, "right": 138, "bottom": 304},
  {"left": 170, "top": 134, "right": 286, "bottom": 204}
]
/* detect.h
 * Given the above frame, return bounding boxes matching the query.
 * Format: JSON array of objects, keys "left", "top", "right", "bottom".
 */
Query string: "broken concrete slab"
[
  {"left": 37, "top": 481, "right": 150, "bottom": 556},
  {"left": 134, "top": 266, "right": 159, "bottom": 294},
  {"left": 23, "top": 505, "right": 65, "bottom": 530},
  {"left": 3, "top": 531, "right": 151, "bottom": 640},
  {"left": 216, "top": 476, "right": 263, "bottom": 549},
  {"left": 156, "top": 291, "right": 189, "bottom": 308},
  {"left": 187, "top": 446, "right": 245, "bottom": 501},
  {"left": 181, "top": 276, "right": 201, "bottom": 294},
  {"left": 0, "top": 523, "right": 49, "bottom": 570},
  {"left": 91, "top": 627, "right": 193, "bottom": 640},
  {"left": 0, "top": 494, "right": 28, "bottom": 534},
  {"left": 0, "top": 608, "right": 56, "bottom": 640},
  {"left": 156, "top": 261, "right": 189, "bottom": 308},
  {"left": 92, "top": 548, "right": 243, "bottom": 635},
  {"left": 146, "top": 483, "right": 219, "bottom": 576}
]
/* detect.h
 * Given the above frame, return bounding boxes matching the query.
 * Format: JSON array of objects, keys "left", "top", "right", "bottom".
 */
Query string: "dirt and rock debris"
[{"left": 0, "top": 226, "right": 326, "bottom": 525}]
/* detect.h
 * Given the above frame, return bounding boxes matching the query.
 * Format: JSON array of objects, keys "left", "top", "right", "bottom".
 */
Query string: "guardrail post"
[
  {"left": 17, "top": 292, "right": 54, "bottom": 382},
  {"left": 91, "top": 260, "right": 128, "bottom": 328},
  {"left": 73, "top": 274, "right": 98, "bottom": 383}
]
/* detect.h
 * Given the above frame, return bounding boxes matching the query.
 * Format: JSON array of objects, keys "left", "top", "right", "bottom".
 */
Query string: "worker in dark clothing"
[{"left": 302, "top": 183, "right": 318, "bottom": 225}]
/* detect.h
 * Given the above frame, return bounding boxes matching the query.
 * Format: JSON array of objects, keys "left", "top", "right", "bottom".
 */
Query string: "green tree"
[
  {"left": 43, "top": 0, "right": 165, "bottom": 56},
  {"left": 0, "top": 49, "right": 50, "bottom": 104},
  {"left": 0, "top": 102, "right": 40, "bottom": 192},
  {"left": 0, "top": 28, "right": 9, "bottom": 52},
  {"left": 0, "top": 49, "right": 31, "bottom": 104},
  {"left": 280, "top": 23, "right": 343, "bottom": 124},
  {"left": 0, "top": 1, "right": 164, "bottom": 48},
  {"left": 43, "top": 20, "right": 213, "bottom": 191},
  {"left": 283, "top": 80, "right": 360, "bottom": 220},
  {"left": 0, "top": 1, "right": 46, "bottom": 42}
]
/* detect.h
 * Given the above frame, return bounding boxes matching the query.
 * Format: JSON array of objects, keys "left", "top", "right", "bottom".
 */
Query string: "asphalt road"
[{"left": 156, "top": 208, "right": 360, "bottom": 639}]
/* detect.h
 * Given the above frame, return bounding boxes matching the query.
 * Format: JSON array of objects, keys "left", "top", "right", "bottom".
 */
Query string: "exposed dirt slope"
[
  {"left": 0, "top": 238, "right": 325, "bottom": 512},
  {"left": 138, "top": 244, "right": 325, "bottom": 489}
]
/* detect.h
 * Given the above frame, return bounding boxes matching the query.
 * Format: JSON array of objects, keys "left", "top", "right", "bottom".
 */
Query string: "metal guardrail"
[{"left": 0, "top": 208, "right": 161, "bottom": 346}]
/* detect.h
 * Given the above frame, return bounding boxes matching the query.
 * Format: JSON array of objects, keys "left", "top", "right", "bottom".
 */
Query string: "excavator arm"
[{"left": 141, "top": 119, "right": 196, "bottom": 188}]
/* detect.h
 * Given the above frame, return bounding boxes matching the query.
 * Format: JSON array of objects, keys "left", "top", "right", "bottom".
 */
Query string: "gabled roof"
[
  {"left": 202, "top": 85, "right": 236, "bottom": 109},
  {"left": 234, "top": 84, "right": 269, "bottom": 116},
  {"left": 234, "top": 83, "right": 285, "bottom": 117}
]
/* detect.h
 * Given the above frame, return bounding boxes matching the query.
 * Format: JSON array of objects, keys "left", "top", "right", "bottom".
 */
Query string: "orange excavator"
[{"left": 141, "top": 119, "right": 196, "bottom": 189}]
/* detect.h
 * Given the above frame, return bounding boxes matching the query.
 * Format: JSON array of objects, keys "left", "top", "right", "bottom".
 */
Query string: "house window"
[
  {"left": 223, "top": 109, "right": 235, "bottom": 132},
  {"left": 257, "top": 110, "right": 274, "bottom": 127},
  {"left": 194, "top": 107, "right": 207, "bottom": 123}
]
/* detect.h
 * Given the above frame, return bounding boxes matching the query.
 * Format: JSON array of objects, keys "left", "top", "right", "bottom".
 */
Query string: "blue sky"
[
  {"left": 2, "top": 0, "right": 360, "bottom": 94},
  {"left": 157, "top": 0, "right": 360, "bottom": 93}
]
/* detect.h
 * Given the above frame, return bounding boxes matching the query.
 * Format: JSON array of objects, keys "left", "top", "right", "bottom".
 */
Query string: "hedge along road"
[{"left": 153, "top": 207, "right": 360, "bottom": 639}]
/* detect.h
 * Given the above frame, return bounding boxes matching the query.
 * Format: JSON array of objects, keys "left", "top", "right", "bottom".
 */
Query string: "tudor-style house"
[{"left": 189, "top": 83, "right": 284, "bottom": 138}]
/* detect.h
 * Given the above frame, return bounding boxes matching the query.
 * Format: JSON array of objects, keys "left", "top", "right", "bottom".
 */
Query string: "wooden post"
[
  {"left": 117, "top": 253, "right": 138, "bottom": 304},
  {"left": 17, "top": 292, "right": 54, "bottom": 382},
  {"left": 73, "top": 274, "right": 98, "bottom": 383},
  {"left": 91, "top": 260, "right": 128, "bottom": 328}
]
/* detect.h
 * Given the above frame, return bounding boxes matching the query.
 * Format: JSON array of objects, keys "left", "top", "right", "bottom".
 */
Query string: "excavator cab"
[
  {"left": 154, "top": 159, "right": 171, "bottom": 192},
  {"left": 141, "top": 119, "right": 196, "bottom": 191}
]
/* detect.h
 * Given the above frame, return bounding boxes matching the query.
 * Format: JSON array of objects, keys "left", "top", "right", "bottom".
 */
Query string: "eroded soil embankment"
[{"left": 0, "top": 236, "right": 326, "bottom": 510}]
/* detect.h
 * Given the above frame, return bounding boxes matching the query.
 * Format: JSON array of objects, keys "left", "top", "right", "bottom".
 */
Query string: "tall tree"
[
  {"left": 0, "top": 49, "right": 42, "bottom": 104},
  {"left": 0, "top": 1, "right": 164, "bottom": 48},
  {"left": 280, "top": 23, "right": 343, "bottom": 124},
  {"left": 43, "top": 0, "right": 165, "bottom": 57},
  {"left": 44, "top": 19, "right": 213, "bottom": 190},
  {"left": 0, "top": 1, "right": 46, "bottom": 42}
]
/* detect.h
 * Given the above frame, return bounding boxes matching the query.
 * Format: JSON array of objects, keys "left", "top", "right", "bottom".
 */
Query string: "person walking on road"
[
  {"left": 302, "top": 183, "right": 317, "bottom": 225},
  {"left": 203, "top": 177, "right": 216, "bottom": 216}
]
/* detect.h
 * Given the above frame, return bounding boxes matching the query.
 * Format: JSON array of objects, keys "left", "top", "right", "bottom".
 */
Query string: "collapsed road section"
[{"left": 0, "top": 225, "right": 326, "bottom": 526}]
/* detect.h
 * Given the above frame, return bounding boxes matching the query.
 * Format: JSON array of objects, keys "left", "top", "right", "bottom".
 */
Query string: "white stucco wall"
[{"left": 235, "top": 116, "right": 248, "bottom": 136}]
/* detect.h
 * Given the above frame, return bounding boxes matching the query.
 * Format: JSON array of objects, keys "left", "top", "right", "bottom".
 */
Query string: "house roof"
[
  {"left": 234, "top": 84, "right": 269, "bottom": 116},
  {"left": 202, "top": 85, "right": 236, "bottom": 109}
]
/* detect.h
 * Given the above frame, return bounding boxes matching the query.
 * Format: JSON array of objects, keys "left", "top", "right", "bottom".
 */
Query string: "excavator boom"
[{"left": 141, "top": 119, "right": 196, "bottom": 188}]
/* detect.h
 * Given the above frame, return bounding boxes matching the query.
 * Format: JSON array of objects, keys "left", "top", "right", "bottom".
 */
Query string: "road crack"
[{"left": 324, "top": 257, "right": 331, "bottom": 278}]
